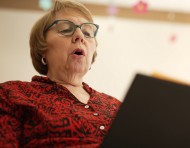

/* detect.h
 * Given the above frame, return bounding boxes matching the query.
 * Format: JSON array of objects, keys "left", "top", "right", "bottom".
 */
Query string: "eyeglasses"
[{"left": 44, "top": 20, "right": 99, "bottom": 38}]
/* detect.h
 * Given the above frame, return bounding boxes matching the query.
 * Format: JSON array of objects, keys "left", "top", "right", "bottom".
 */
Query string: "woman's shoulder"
[
  {"left": 0, "top": 76, "right": 54, "bottom": 106},
  {"left": 0, "top": 75, "right": 49, "bottom": 93},
  {"left": 0, "top": 79, "right": 29, "bottom": 89}
]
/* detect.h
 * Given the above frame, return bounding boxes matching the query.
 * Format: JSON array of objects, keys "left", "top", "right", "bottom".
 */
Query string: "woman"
[{"left": 0, "top": 0, "right": 121, "bottom": 147}]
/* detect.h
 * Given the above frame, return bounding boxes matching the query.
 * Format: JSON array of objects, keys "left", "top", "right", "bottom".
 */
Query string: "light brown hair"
[{"left": 30, "top": 0, "right": 97, "bottom": 75}]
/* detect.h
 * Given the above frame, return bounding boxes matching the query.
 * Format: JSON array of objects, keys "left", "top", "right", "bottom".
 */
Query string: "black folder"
[{"left": 101, "top": 73, "right": 190, "bottom": 148}]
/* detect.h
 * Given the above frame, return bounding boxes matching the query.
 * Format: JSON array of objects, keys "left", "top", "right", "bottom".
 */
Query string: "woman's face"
[{"left": 45, "top": 9, "right": 96, "bottom": 77}]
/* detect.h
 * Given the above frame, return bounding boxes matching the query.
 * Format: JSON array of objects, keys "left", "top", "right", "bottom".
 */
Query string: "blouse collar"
[{"left": 31, "top": 75, "right": 94, "bottom": 94}]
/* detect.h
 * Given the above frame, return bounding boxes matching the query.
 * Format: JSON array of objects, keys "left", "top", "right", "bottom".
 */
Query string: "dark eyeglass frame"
[{"left": 44, "top": 20, "right": 99, "bottom": 38}]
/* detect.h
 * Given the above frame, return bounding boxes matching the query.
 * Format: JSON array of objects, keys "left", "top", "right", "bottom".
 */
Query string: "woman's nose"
[{"left": 72, "top": 28, "right": 85, "bottom": 43}]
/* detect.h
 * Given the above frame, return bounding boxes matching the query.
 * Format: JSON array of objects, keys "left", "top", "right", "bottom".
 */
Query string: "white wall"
[{"left": 1, "top": 8, "right": 190, "bottom": 101}]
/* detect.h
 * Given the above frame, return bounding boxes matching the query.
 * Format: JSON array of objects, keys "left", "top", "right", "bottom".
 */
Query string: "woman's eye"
[
  {"left": 83, "top": 31, "right": 91, "bottom": 37},
  {"left": 59, "top": 29, "right": 72, "bottom": 34}
]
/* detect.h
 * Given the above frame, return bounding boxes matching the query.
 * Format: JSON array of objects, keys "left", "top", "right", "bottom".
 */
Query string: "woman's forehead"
[{"left": 54, "top": 9, "right": 91, "bottom": 23}]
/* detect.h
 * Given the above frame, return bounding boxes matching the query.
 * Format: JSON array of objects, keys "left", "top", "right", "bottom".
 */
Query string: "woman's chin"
[{"left": 70, "top": 66, "right": 88, "bottom": 74}]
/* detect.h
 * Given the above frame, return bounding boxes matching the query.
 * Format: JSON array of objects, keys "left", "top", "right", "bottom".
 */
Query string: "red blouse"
[{"left": 0, "top": 76, "right": 121, "bottom": 148}]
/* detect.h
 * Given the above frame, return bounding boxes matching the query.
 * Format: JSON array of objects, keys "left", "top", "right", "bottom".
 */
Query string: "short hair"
[{"left": 30, "top": 0, "right": 97, "bottom": 75}]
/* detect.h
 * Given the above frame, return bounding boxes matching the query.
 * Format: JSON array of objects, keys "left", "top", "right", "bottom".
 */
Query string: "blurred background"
[{"left": 1, "top": 0, "right": 190, "bottom": 101}]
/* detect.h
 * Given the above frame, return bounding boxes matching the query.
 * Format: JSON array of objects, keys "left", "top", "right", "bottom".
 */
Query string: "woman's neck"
[
  {"left": 47, "top": 73, "right": 83, "bottom": 87},
  {"left": 47, "top": 72, "right": 90, "bottom": 104}
]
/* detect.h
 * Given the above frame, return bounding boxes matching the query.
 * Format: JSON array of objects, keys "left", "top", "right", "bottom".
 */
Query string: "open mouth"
[{"left": 73, "top": 49, "right": 85, "bottom": 56}]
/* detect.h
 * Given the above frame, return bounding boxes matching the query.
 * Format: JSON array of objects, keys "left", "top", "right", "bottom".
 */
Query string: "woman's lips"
[{"left": 72, "top": 48, "right": 85, "bottom": 56}]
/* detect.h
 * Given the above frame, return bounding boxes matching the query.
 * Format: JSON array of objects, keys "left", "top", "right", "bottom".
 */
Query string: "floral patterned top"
[{"left": 0, "top": 76, "right": 121, "bottom": 148}]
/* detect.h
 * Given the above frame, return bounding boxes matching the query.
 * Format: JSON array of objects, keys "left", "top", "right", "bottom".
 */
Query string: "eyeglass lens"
[{"left": 56, "top": 21, "right": 97, "bottom": 38}]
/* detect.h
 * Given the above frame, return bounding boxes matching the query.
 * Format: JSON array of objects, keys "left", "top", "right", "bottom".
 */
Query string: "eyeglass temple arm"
[{"left": 44, "top": 20, "right": 61, "bottom": 34}]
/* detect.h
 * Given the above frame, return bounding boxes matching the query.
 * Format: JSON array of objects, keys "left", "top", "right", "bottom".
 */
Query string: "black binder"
[{"left": 101, "top": 73, "right": 190, "bottom": 148}]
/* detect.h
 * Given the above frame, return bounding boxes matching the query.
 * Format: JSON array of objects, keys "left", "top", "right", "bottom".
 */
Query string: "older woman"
[{"left": 0, "top": 0, "right": 121, "bottom": 147}]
